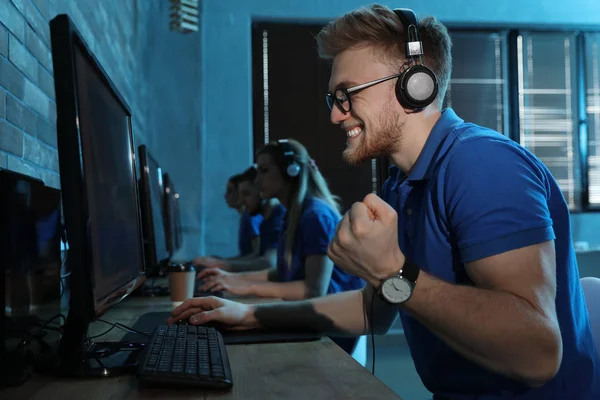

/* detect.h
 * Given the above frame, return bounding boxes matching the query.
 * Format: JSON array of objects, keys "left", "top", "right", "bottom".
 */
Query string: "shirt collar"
[{"left": 389, "top": 108, "right": 464, "bottom": 185}]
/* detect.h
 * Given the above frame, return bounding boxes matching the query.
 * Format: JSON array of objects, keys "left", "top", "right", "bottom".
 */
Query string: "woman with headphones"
[
  {"left": 196, "top": 165, "right": 286, "bottom": 273},
  {"left": 197, "top": 139, "right": 365, "bottom": 352}
]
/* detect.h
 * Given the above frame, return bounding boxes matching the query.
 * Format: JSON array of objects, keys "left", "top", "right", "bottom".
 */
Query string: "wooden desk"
[{"left": 2, "top": 296, "right": 403, "bottom": 400}]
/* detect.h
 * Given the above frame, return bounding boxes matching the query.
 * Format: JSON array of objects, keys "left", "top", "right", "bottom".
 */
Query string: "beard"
[{"left": 343, "top": 100, "right": 403, "bottom": 166}]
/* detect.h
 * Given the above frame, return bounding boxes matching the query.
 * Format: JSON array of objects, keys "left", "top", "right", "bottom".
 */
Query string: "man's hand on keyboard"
[{"left": 168, "top": 297, "right": 257, "bottom": 331}]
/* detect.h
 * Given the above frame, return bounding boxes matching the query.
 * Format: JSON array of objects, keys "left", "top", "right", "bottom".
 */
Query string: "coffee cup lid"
[{"left": 167, "top": 263, "right": 195, "bottom": 273}]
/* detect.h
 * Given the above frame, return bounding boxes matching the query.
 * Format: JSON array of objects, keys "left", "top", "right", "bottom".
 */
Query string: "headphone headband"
[
  {"left": 393, "top": 8, "right": 423, "bottom": 59},
  {"left": 275, "top": 139, "right": 296, "bottom": 159},
  {"left": 391, "top": 8, "right": 438, "bottom": 110}
]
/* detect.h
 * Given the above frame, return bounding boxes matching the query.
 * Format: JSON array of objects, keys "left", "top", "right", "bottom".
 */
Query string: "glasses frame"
[{"left": 325, "top": 61, "right": 413, "bottom": 114}]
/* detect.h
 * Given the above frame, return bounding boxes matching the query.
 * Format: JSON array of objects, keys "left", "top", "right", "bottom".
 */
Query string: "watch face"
[{"left": 382, "top": 276, "right": 413, "bottom": 303}]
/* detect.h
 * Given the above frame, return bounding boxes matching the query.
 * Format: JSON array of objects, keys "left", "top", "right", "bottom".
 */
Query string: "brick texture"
[
  {"left": 0, "top": 119, "right": 24, "bottom": 156},
  {"left": 6, "top": 93, "right": 36, "bottom": 135},
  {"left": 0, "top": 23, "right": 7, "bottom": 57},
  {"left": 8, "top": 33, "right": 38, "bottom": 83},
  {"left": 0, "top": 0, "right": 204, "bottom": 258},
  {"left": 0, "top": 88, "right": 5, "bottom": 118},
  {"left": 0, "top": 1, "right": 57, "bottom": 189},
  {"left": 0, "top": 1, "right": 25, "bottom": 43}
]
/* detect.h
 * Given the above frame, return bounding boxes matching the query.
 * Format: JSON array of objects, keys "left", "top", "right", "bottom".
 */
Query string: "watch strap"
[{"left": 399, "top": 257, "right": 420, "bottom": 284}]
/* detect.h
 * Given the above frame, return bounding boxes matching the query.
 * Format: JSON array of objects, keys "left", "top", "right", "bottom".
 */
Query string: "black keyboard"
[{"left": 137, "top": 324, "right": 233, "bottom": 389}]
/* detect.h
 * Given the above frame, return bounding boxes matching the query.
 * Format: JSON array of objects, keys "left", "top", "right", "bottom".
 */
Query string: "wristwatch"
[{"left": 377, "top": 258, "right": 420, "bottom": 304}]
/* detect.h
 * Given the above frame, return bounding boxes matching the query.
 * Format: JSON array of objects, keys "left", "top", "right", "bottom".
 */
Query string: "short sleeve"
[
  {"left": 300, "top": 208, "right": 339, "bottom": 256},
  {"left": 443, "top": 136, "right": 555, "bottom": 263},
  {"left": 250, "top": 214, "right": 263, "bottom": 237},
  {"left": 238, "top": 212, "right": 261, "bottom": 256}
]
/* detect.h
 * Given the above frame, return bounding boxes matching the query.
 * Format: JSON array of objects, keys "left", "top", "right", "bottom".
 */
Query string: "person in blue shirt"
[
  {"left": 197, "top": 139, "right": 365, "bottom": 353},
  {"left": 171, "top": 5, "right": 600, "bottom": 398},
  {"left": 203, "top": 165, "right": 286, "bottom": 273},
  {"left": 194, "top": 173, "right": 262, "bottom": 265},
  {"left": 197, "top": 139, "right": 364, "bottom": 300}
]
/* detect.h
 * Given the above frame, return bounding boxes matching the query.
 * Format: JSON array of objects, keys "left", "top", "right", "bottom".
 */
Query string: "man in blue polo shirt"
[{"left": 170, "top": 5, "right": 600, "bottom": 399}]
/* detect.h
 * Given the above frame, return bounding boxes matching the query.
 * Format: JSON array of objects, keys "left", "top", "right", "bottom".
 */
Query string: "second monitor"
[{"left": 138, "top": 145, "right": 170, "bottom": 275}]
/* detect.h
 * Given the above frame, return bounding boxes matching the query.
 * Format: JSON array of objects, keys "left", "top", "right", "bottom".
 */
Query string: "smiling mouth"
[{"left": 344, "top": 124, "right": 364, "bottom": 141}]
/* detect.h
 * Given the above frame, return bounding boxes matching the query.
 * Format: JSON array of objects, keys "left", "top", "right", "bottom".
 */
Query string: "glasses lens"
[
  {"left": 325, "top": 94, "right": 334, "bottom": 110},
  {"left": 335, "top": 89, "right": 350, "bottom": 113}
]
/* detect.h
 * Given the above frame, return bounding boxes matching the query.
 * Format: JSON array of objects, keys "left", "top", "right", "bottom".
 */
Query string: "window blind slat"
[
  {"left": 444, "top": 32, "right": 506, "bottom": 134},
  {"left": 517, "top": 32, "right": 581, "bottom": 210},
  {"left": 585, "top": 33, "right": 600, "bottom": 205}
]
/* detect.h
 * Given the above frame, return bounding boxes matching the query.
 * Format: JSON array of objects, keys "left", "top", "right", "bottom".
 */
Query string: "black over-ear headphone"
[
  {"left": 393, "top": 8, "right": 438, "bottom": 110},
  {"left": 274, "top": 139, "right": 301, "bottom": 178}
]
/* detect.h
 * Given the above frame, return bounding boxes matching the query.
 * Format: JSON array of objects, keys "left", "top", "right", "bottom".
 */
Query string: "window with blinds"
[
  {"left": 585, "top": 33, "right": 600, "bottom": 206},
  {"left": 444, "top": 31, "right": 506, "bottom": 134},
  {"left": 517, "top": 32, "right": 581, "bottom": 210}
]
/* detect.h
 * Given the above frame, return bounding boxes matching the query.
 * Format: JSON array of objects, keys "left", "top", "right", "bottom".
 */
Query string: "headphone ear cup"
[
  {"left": 396, "top": 65, "right": 438, "bottom": 109},
  {"left": 287, "top": 162, "right": 301, "bottom": 177}
]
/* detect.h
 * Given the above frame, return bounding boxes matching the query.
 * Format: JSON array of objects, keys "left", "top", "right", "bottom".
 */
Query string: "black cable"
[
  {"left": 96, "top": 319, "right": 151, "bottom": 337},
  {"left": 18, "top": 314, "right": 66, "bottom": 348},
  {"left": 370, "top": 289, "right": 376, "bottom": 375},
  {"left": 59, "top": 253, "right": 69, "bottom": 298},
  {"left": 88, "top": 319, "right": 151, "bottom": 339},
  {"left": 88, "top": 324, "right": 118, "bottom": 340}
]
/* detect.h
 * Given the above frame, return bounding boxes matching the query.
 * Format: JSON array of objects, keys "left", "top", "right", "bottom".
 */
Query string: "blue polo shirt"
[
  {"left": 258, "top": 203, "right": 286, "bottom": 256},
  {"left": 382, "top": 109, "right": 600, "bottom": 399},
  {"left": 238, "top": 211, "right": 262, "bottom": 256},
  {"left": 276, "top": 196, "right": 365, "bottom": 294}
]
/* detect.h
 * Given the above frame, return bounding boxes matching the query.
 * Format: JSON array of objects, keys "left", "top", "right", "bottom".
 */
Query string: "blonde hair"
[
  {"left": 256, "top": 139, "right": 340, "bottom": 268},
  {"left": 316, "top": 4, "right": 452, "bottom": 107}
]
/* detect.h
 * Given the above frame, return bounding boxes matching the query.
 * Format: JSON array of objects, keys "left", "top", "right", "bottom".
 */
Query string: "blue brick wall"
[
  {"left": 0, "top": 0, "right": 58, "bottom": 187},
  {"left": 0, "top": 0, "right": 204, "bottom": 259}
]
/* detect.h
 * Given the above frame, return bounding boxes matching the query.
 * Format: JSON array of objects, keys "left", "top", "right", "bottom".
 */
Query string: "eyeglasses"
[
  {"left": 326, "top": 61, "right": 414, "bottom": 114},
  {"left": 325, "top": 73, "right": 401, "bottom": 114}
]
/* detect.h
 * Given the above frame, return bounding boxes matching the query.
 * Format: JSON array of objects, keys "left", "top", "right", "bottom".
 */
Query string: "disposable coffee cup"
[{"left": 168, "top": 263, "right": 196, "bottom": 308}]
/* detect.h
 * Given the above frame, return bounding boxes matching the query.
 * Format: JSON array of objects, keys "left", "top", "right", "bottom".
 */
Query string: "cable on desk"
[
  {"left": 59, "top": 253, "right": 69, "bottom": 298},
  {"left": 87, "top": 324, "right": 118, "bottom": 340},
  {"left": 88, "top": 319, "right": 151, "bottom": 341}
]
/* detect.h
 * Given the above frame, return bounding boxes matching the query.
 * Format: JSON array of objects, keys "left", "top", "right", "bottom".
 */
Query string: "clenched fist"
[{"left": 327, "top": 193, "right": 405, "bottom": 287}]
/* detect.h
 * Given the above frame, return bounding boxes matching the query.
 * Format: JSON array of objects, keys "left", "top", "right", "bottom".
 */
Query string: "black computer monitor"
[
  {"left": 44, "top": 14, "right": 146, "bottom": 377},
  {"left": 138, "top": 145, "right": 169, "bottom": 273},
  {"left": 163, "top": 173, "right": 182, "bottom": 257}
]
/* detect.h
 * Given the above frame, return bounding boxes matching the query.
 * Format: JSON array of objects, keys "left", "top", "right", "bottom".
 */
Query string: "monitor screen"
[
  {"left": 139, "top": 145, "right": 169, "bottom": 267},
  {"left": 163, "top": 173, "right": 182, "bottom": 256},
  {"left": 73, "top": 42, "right": 145, "bottom": 307}
]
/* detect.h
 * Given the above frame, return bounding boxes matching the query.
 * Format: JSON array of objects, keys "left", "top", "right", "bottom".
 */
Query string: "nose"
[{"left": 330, "top": 105, "right": 350, "bottom": 125}]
